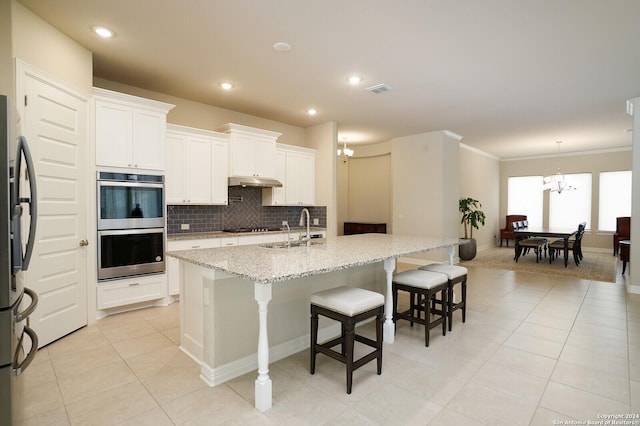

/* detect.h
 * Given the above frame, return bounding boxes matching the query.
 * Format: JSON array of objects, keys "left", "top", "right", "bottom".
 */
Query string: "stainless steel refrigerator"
[{"left": 1, "top": 94, "right": 39, "bottom": 425}]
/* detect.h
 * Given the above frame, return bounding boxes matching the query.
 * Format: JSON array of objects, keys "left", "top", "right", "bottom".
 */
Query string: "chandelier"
[
  {"left": 543, "top": 141, "right": 575, "bottom": 193},
  {"left": 337, "top": 142, "right": 354, "bottom": 163}
]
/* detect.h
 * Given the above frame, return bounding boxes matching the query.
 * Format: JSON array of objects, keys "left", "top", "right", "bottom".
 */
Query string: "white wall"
[
  {"left": 630, "top": 97, "right": 640, "bottom": 294},
  {"left": 12, "top": 0, "right": 93, "bottom": 96},
  {"left": 336, "top": 140, "right": 393, "bottom": 235},
  {"left": 392, "top": 130, "right": 460, "bottom": 262},
  {"left": 1, "top": 0, "right": 13, "bottom": 98},
  {"left": 305, "top": 122, "right": 338, "bottom": 236},
  {"left": 347, "top": 154, "right": 391, "bottom": 227},
  {"left": 460, "top": 144, "right": 500, "bottom": 251}
]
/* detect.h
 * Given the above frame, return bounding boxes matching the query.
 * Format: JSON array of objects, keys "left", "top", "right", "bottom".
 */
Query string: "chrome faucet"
[
  {"left": 299, "top": 208, "right": 311, "bottom": 247},
  {"left": 283, "top": 221, "right": 291, "bottom": 248}
]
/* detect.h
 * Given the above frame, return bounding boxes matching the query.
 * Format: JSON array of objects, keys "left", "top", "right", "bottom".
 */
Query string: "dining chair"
[
  {"left": 513, "top": 222, "right": 548, "bottom": 262},
  {"left": 549, "top": 222, "right": 586, "bottom": 266}
]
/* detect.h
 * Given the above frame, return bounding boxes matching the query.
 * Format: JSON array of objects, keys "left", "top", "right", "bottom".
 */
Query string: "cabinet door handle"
[
  {"left": 79, "top": 239, "right": 89, "bottom": 247},
  {"left": 129, "top": 282, "right": 140, "bottom": 286}
]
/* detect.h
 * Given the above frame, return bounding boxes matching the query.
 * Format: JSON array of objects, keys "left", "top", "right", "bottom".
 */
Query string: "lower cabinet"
[
  {"left": 166, "top": 233, "right": 285, "bottom": 296},
  {"left": 167, "top": 238, "right": 221, "bottom": 296},
  {"left": 97, "top": 274, "right": 167, "bottom": 310}
]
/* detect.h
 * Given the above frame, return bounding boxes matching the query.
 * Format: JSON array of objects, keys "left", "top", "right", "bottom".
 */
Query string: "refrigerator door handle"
[
  {"left": 12, "top": 324, "right": 38, "bottom": 375},
  {"left": 15, "top": 136, "right": 38, "bottom": 271},
  {"left": 14, "top": 287, "right": 38, "bottom": 323}
]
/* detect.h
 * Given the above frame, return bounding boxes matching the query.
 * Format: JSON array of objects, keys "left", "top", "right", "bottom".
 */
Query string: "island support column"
[
  {"left": 383, "top": 258, "right": 396, "bottom": 343},
  {"left": 254, "top": 282, "right": 272, "bottom": 412}
]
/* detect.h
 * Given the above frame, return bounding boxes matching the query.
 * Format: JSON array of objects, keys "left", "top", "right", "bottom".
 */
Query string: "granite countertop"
[
  {"left": 167, "top": 233, "right": 460, "bottom": 283},
  {"left": 167, "top": 227, "right": 326, "bottom": 241}
]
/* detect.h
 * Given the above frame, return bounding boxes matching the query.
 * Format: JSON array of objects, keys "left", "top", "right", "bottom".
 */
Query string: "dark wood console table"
[{"left": 344, "top": 222, "right": 387, "bottom": 235}]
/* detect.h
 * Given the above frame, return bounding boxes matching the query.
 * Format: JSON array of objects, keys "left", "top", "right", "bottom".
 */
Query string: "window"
[
  {"left": 598, "top": 171, "right": 632, "bottom": 232},
  {"left": 507, "top": 176, "right": 543, "bottom": 227},
  {"left": 549, "top": 173, "right": 592, "bottom": 229}
]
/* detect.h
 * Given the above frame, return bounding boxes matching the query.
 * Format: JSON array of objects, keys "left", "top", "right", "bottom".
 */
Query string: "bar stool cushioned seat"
[
  {"left": 419, "top": 264, "right": 468, "bottom": 331},
  {"left": 392, "top": 269, "right": 448, "bottom": 347},
  {"left": 310, "top": 286, "right": 384, "bottom": 394}
]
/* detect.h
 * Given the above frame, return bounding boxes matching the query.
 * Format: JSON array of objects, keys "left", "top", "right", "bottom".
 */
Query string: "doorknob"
[{"left": 79, "top": 239, "right": 89, "bottom": 247}]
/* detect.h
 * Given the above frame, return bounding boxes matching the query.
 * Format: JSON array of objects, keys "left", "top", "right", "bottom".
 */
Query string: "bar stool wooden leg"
[{"left": 310, "top": 306, "right": 319, "bottom": 374}]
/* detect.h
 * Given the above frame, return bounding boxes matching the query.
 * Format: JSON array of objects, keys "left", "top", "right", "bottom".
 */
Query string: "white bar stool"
[
  {"left": 392, "top": 269, "right": 448, "bottom": 347},
  {"left": 310, "top": 286, "right": 384, "bottom": 394},
  {"left": 419, "top": 264, "right": 467, "bottom": 331}
]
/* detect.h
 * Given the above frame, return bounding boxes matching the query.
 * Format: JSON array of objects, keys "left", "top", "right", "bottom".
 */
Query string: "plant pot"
[{"left": 459, "top": 238, "right": 477, "bottom": 261}]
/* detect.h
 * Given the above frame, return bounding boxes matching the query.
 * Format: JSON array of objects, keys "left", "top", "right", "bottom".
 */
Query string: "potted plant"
[{"left": 459, "top": 197, "right": 486, "bottom": 260}]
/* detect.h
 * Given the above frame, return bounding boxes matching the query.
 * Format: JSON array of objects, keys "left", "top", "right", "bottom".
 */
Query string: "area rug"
[{"left": 461, "top": 247, "right": 617, "bottom": 283}]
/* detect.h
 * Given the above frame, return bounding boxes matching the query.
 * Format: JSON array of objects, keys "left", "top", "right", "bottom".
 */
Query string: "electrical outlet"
[
  {"left": 282, "top": 220, "right": 288, "bottom": 226},
  {"left": 181, "top": 223, "right": 190, "bottom": 230},
  {"left": 313, "top": 218, "right": 319, "bottom": 225}
]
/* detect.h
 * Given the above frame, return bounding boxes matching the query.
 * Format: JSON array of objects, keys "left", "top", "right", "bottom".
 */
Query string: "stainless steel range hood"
[{"left": 228, "top": 176, "right": 283, "bottom": 188}]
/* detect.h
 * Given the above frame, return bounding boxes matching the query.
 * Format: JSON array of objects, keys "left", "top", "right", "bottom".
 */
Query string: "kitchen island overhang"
[{"left": 168, "top": 233, "right": 461, "bottom": 412}]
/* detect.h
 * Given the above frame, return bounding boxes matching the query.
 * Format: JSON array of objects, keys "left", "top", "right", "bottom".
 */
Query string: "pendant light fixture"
[
  {"left": 543, "top": 141, "right": 575, "bottom": 193},
  {"left": 337, "top": 138, "right": 354, "bottom": 163}
]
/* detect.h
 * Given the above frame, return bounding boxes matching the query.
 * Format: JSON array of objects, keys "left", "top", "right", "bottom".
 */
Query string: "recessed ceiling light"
[
  {"left": 273, "top": 42, "right": 291, "bottom": 52},
  {"left": 92, "top": 26, "right": 115, "bottom": 38},
  {"left": 220, "top": 82, "right": 233, "bottom": 90},
  {"left": 347, "top": 75, "right": 363, "bottom": 85},
  {"left": 307, "top": 108, "right": 317, "bottom": 116}
]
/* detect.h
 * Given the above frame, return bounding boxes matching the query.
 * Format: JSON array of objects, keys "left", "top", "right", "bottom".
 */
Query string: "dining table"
[{"left": 513, "top": 226, "right": 578, "bottom": 267}]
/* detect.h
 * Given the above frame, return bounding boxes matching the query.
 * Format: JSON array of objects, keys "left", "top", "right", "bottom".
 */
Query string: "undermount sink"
[{"left": 261, "top": 240, "right": 323, "bottom": 249}]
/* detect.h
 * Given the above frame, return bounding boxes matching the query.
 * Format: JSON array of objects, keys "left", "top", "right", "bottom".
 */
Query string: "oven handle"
[
  {"left": 97, "top": 180, "right": 164, "bottom": 189},
  {"left": 98, "top": 228, "right": 165, "bottom": 236},
  {"left": 14, "top": 287, "right": 38, "bottom": 323},
  {"left": 13, "top": 323, "right": 38, "bottom": 375}
]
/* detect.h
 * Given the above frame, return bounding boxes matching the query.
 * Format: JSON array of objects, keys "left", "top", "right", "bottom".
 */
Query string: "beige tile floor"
[{"left": 14, "top": 262, "right": 640, "bottom": 425}]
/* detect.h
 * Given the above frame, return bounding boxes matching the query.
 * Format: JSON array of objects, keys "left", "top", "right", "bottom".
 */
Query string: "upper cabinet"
[
  {"left": 165, "top": 124, "right": 228, "bottom": 205},
  {"left": 217, "top": 123, "right": 280, "bottom": 178},
  {"left": 263, "top": 144, "right": 316, "bottom": 206},
  {"left": 93, "top": 88, "right": 174, "bottom": 171}
]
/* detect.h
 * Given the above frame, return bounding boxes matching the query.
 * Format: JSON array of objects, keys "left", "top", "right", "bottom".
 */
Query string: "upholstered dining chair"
[
  {"left": 513, "top": 222, "right": 548, "bottom": 263},
  {"left": 613, "top": 217, "right": 630, "bottom": 256},
  {"left": 550, "top": 222, "right": 586, "bottom": 266},
  {"left": 499, "top": 214, "right": 527, "bottom": 247}
]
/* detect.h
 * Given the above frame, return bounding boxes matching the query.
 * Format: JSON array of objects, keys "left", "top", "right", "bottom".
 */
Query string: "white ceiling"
[{"left": 17, "top": 0, "right": 640, "bottom": 159}]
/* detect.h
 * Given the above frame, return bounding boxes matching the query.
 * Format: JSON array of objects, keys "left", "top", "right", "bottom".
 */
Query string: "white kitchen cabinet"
[
  {"left": 97, "top": 273, "right": 167, "bottom": 310},
  {"left": 165, "top": 124, "right": 228, "bottom": 205},
  {"left": 262, "top": 150, "right": 286, "bottom": 205},
  {"left": 263, "top": 144, "right": 316, "bottom": 206},
  {"left": 219, "top": 236, "right": 239, "bottom": 247},
  {"left": 218, "top": 123, "right": 280, "bottom": 178},
  {"left": 167, "top": 238, "right": 221, "bottom": 296},
  {"left": 211, "top": 139, "right": 229, "bottom": 205},
  {"left": 93, "top": 88, "right": 174, "bottom": 171},
  {"left": 286, "top": 150, "right": 315, "bottom": 205},
  {"left": 166, "top": 232, "right": 287, "bottom": 296}
]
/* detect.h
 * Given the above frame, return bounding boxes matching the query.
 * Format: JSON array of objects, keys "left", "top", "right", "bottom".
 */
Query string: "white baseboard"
[
  {"left": 627, "top": 284, "right": 640, "bottom": 294},
  {"left": 199, "top": 323, "right": 341, "bottom": 387}
]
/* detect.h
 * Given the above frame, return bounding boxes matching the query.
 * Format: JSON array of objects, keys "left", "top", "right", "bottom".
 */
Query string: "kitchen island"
[{"left": 168, "top": 233, "right": 460, "bottom": 412}]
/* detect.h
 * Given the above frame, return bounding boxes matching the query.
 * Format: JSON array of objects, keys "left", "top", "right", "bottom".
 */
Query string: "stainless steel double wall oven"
[{"left": 97, "top": 172, "right": 165, "bottom": 280}]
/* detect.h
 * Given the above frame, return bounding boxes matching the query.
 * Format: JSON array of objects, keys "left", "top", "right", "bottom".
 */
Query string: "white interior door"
[{"left": 17, "top": 63, "right": 88, "bottom": 347}]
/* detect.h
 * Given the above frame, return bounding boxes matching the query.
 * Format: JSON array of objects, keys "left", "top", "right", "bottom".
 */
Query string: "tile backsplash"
[{"left": 167, "top": 186, "right": 327, "bottom": 234}]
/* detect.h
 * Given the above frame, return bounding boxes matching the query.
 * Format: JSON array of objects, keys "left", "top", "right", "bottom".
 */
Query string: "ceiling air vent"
[{"left": 366, "top": 83, "right": 392, "bottom": 94}]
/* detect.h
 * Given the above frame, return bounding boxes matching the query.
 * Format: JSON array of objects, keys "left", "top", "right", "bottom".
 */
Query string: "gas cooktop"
[{"left": 223, "top": 227, "right": 282, "bottom": 233}]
